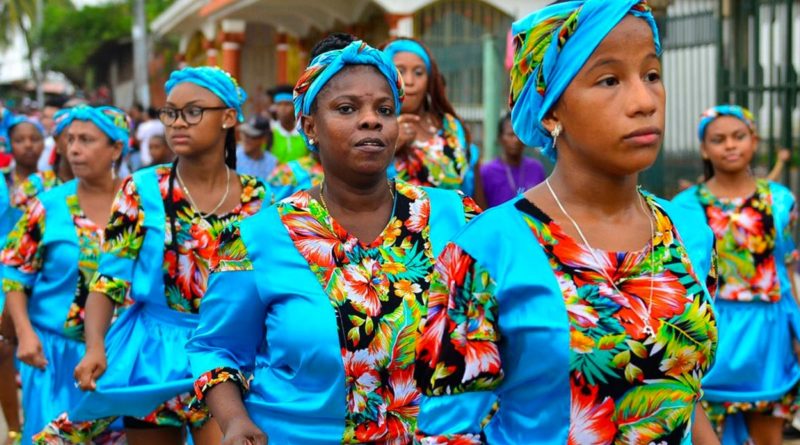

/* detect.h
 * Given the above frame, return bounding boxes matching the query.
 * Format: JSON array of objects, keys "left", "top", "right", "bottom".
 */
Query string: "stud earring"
[{"left": 308, "top": 138, "right": 316, "bottom": 146}]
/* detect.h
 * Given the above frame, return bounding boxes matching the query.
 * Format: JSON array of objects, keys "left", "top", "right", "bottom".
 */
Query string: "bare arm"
[
  {"left": 6, "top": 289, "right": 47, "bottom": 369},
  {"left": 766, "top": 148, "right": 791, "bottom": 182},
  {"left": 692, "top": 403, "right": 720, "bottom": 445},
  {"left": 74, "top": 291, "right": 115, "bottom": 390},
  {"left": 205, "top": 382, "right": 267, "bottom": 445}
]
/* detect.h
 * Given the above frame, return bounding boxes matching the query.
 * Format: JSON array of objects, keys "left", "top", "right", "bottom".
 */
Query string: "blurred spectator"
[
  {"left": 236, "top": 117, "right": 277, "bottom": 180},
  {"left": 147, "top": 134, "right": 175, "bottom": 166},
  {"left": 268, "top": 85, "right": 307, "bottom": 163},
  {"left": 135, "top": 107, "right": 165, "bottom": 167}
]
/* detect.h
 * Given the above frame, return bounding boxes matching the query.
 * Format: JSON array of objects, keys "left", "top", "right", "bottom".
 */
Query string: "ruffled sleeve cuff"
[
  {"left": 194, "top": 366, "right": 250, "bottom": 402},
  {"left": 414, "top": 433, "right": 484, "bottom": 444},
  {"left": 1, "top": 277, "right": 29, "bottom": 294}
]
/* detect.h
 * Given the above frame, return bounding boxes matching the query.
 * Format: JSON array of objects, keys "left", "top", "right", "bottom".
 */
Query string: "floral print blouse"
[
  {"left": 11, "top": 169, "right": 61, "bottom": 209},
  {"left": 89, "top": 165, "right": 268, "bottom": 313},
  {"left": 267, "top": 155, "right": 324, "bottom": 190},
  {"left": 697, "top": 179, "right": 797, "bottom": 302},
  {"left": 415, "top": 197, "right": 718, "bottom": 444},
  {"left": 195, "top": 180, "right": 480, "bottom": 444},
  {"left": 1, "top": 194, "right": 103, "bottom": 340},
  {"left": 393, "top": 113, "right": 468, "bottom": 190}
]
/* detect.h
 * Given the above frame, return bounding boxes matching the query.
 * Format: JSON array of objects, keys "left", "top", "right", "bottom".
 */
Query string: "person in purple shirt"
[{"left": 481, "top": 113, "right": 547, "bottom": 207}]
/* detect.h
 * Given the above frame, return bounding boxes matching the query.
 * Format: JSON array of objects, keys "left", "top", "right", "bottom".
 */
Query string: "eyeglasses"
[{"left": 158, "top": 106, "right": 229, "bottom": 126}]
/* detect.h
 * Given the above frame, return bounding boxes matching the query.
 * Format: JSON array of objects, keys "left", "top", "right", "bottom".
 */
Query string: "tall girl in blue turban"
[
  {"left": 186, "top": 34, "right": 479, "bottom": 444},
  {"left": 38, "top": 66, "right": 271, "bottom": 445},
  {"left": 11, "top": 108, "right": 76, "bottom": 211},
  {"left": 0, "top": 105, "right": 129, "bottom": 445},
  {"left": 381, "top": 38, "right": 479, "bottom": 200},
  {"left": 414, "top": 1, "right": 720, "bottom": 443},
  {"left": 673, "top": 105, "right": 800, "bottom": 444}
]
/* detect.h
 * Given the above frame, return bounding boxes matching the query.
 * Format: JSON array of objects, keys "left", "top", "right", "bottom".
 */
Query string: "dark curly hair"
[{"left": 310, "top": 33, "right": 357, "bottom": 59}]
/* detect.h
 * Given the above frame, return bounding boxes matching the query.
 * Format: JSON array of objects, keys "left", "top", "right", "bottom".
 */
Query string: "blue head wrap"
[
  {"left": 698, "top": 105, "right": 757, "bottom": 141},
  {"left": 7, "top": 116, "right": 45, "bottom": 138},
  {"left": 165, "top": 66, "right": 248, "bottom": 122},
  {"left": 293, "top": 40, "right": 405, "bottom": 151},
  {"left": 383, "top": 39, "right": 432, "bottom": 73},
  {"left": 509, "top": 0, "right": 661, "bottom": 161},
  {"left": 53, "top": 108, "right": 73, "bottom": 137},
  {"left": 59, "top": 106, "right": 132, "bottom": 155},
  {"left": 273, "top": 92, "right": 293, "bottom": 103}
]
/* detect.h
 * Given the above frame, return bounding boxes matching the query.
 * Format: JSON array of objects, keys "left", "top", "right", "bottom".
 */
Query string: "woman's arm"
[
  {"left": 692, "top": 403, "right": 720, "bottom": 445},
  {"left": 6, "top": 290, "right": 46, "bottom": 368},
  {"left": 73, "top": 291, "right": 115, "bottom": 390},
  {"left": 205, "top": 382, "right": 266, "bottom": 445}
]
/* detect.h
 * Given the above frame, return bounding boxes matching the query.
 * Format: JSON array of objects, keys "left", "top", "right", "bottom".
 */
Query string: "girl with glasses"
[{"left": 39, "top": 67, "right": 271, "bottom": 445}]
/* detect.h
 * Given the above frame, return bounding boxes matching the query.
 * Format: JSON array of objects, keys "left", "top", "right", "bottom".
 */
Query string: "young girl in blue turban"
[
  {"left": 674, "top": 105, "right": 800, "bottom": 444},
  {"left": 1, "top": 105, "right": 129, "bottom": 444},
  {"left": 415, "top": 1, "right": 720, "bottom": 443},
  {"left": 39, "top": 67, "right": 271, "bottom": 445},
  {"left": 186, "top": 34, "right": 479, "bottom": 444}
]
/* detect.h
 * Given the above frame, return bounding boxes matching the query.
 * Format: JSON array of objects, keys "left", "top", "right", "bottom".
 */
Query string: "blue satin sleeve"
[{"left": 188, "top": 268, "right": 267, "bottom": 393}]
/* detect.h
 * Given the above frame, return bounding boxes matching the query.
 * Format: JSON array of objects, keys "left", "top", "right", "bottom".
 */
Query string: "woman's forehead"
[{"left": 167, "top": 83, "right": 222, "bottom": 104}]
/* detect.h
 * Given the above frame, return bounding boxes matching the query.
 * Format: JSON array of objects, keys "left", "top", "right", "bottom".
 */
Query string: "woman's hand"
[
  {"left": 222, "top": 417, "right": 268, "bottom": 445},
  {"left": 395, "top": 114, "right": 421, "bottom": 154},
  {"left": 74, "top": 346, "right": 107, "bottom": 390},
  {"left": 17, "top": 327, "right": 47, "bottom": 369}
]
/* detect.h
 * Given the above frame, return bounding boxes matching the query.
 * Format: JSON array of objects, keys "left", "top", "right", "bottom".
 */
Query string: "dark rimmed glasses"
[{"left": 158, "top": 105, "right": 229, "bottom": 126}]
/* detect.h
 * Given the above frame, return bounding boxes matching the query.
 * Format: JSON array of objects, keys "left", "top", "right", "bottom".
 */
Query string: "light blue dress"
[
  {"left": 1, "top": 180, "right": 99, "bottom": 444},
  {"left": 415, "top": 196, "right": 717, "bottom": 444},
  {"left": 673, "top": 182, "right": 800, "bottom": 443},
  {"left": 188, "top": 183, "right": 472, "bottom": 444}
]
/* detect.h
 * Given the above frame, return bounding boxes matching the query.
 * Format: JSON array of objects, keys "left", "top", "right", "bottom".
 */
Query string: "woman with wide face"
[
  {"left": 11, "top": 108, "right": 76, "bottom": 211},
  {"left": 673, "top": 106, "right": 800, "bottom": 445},
  {"left": 381, "top": 38, "right": 477, "bottom": 195},
  {"left": 0, "top": 106, "right": 127, "bottom": 444},
  {"left": 414, "top": 1, "right": 720, "bottom": 443},
  {"left": 38, "top": 67, "right": 271, "bottom": 445},
  {"left": 186, "top": 36, "right": 479, "bottom": 445}
]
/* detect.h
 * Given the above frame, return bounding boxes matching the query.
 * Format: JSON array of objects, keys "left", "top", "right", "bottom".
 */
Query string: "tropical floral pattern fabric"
[
  {"left": 11, "top": 170, "right": 60, "bottom": 209},
  {"left": 89, "top": 166, "right": 268, "bottom": 313},
  {"left": 697, "top": 179, "right": 796, "bottom": 302},
  {"left": 393, "top": 114, "right": 468, "bottom": 190},
  {"left": 0, "top": 193, "right": 104, "bottom": 340},
  {"left": 195, "top": 180, "right": 479, "bottom": 444},
  {"left": 415, "top": 197, "right": 718, "bottom": 444},
  {"left": 267, "top": 155, "right": 324, "bottom": 189}
]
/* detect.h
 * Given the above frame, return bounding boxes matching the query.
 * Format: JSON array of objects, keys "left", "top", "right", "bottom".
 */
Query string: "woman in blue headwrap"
[
  {"left": 673, "top": 105, "right": 800, "bottom": 445},
  {"left": 0, "top": 105, "right": 129, "bottom": 445},
  {"left": 381, "top": 38, "right": 478, "bottom": 197},
  {"left": 0, "top": 176, "right": 21, "bottom": 445},
  {"left": 414, "top": 1, "right": 720, "bottom": 443},
  {"left": 36, "top": 66, "right": 271, "bottom": 445},
  {"left": 185, "top": 34, "right": 479, "bottom": 444},
  {"left": 11, "top": 108, "right": 76, "bottom": 211}
]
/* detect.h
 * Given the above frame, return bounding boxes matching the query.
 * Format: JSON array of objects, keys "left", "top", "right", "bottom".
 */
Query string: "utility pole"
[
  {"left": 35, "top": 0, "right": 44, "bottom": 106},
  {"left": 132, "top": 0, "right": 150, "bottom": 108}
]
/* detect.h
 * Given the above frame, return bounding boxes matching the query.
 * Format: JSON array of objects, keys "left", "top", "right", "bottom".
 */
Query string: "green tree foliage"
[{"left": 39, "top": 0, "right": 173, "bottom": 87}]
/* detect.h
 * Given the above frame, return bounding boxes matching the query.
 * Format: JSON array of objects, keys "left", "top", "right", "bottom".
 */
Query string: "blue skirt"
[
  {"left": 20, "top": 326, "right": 86, "bottom": 444},
  {"left": 702, "top": 296, "right": 800, "bottom": 403},
  {"left": 70, "top": 303, "right": 199, "bottom": 422}
]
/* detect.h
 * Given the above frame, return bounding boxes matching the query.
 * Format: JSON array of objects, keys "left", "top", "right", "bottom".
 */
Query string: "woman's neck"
[
  {"left": 322, "top": 172, "right": 392, "bottom": 214},
  {"left": 706, "top": 168, "right": 756, "bottom": 198},
  {"left": 14, "top": 165, "right": 36, "bottom": 181},
  {"left": 547, "top": 163, "right": 641, "bottom": 217},
  {"left": 176, "top": 153, "right": 228, "bottom": 188},
  {"left": 503, "top": 153, "right": 522, "bottom": 167},
  {"left": 57, "top": 160, "right": 74, "bottom": 182},
  {"left": 77, "top": 172, "right": 118, "bottom": 195}
]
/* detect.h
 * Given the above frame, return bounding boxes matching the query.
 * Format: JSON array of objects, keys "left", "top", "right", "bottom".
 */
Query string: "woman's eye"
[
  {"left": 338, "top": 105, "right": 355, "bottom": 114},
  {"left": 186, "top": 107, "right": 204, "bottom": 118},
  {"left": 414, "top": 68, "right": 426, "bottom": 77},
  {"left": 378, "top": 106, "right": 394, "bottom": 116},
  {"left": 645, "top": 71, "right": 662, "bottom": 82},
  {"left": 598, "top": 77, "right": 619, "bottom": 87},
  {"left": 735, "top": 133, "right": 748, "bottom": 140}
]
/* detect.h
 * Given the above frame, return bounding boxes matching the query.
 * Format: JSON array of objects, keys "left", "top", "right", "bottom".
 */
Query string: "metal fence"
[{"left": 644, "top": 0, "right": 800, "bottom": 197}]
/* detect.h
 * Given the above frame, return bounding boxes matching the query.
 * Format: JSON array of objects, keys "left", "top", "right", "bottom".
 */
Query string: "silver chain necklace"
[
  {"left": 545, "top": 178, "right": 658, "bottom": 337},
  {"left": 175, "top": 165, "right": 231, "bottom": 219}
]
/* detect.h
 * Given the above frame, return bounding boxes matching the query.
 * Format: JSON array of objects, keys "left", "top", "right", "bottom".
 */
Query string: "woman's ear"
[
  {"left": 301, "top": 115, "right": 317, "bottom": 142},
  {"left": 222, "top": 109, "right": 238, "bottom": 131},
  {"left": 112, "top": 141, "right": 124, "bottom": 163},
  {"left": 541, "top": 109, "right": 561, "bottom": 136}
]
